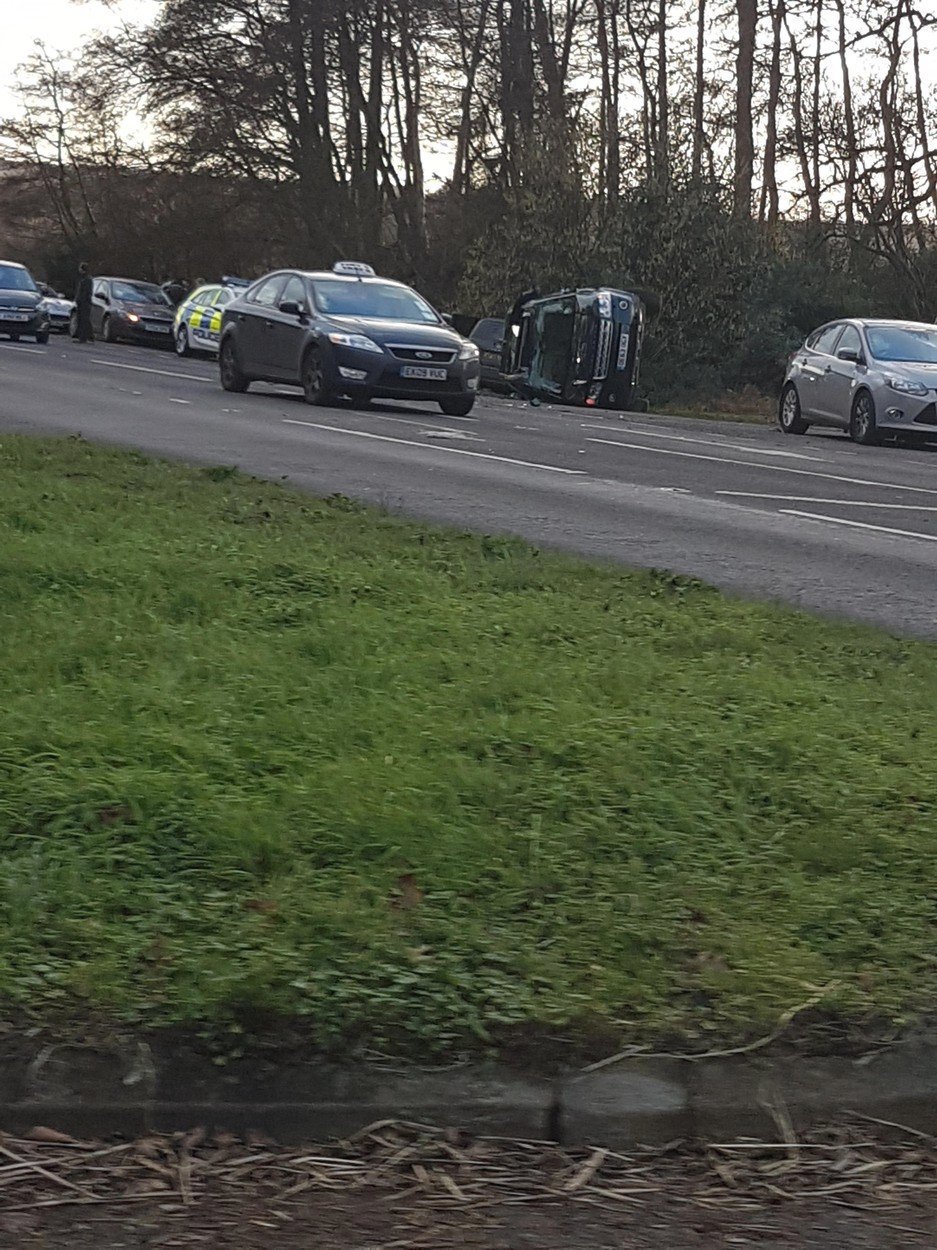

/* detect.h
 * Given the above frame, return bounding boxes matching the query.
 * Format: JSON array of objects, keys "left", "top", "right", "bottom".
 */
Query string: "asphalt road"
[{"left": 3, "top": 335, "right": 937, "bottom": 637}]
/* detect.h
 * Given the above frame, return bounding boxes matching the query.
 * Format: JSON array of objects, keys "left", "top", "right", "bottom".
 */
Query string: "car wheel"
[
  {"left": 35, "top": 331, "right": 49, "bottom": 345},
  {"left": 219, "top": 337, "right": 250, "bottom": 393},
  {"left": 301, "top": 346, "right": 333, "bottom": 405},
  {"left": 778, "top": 383, "right": 809, "bottom": 435},
  {"left": 102, "top": 315, "right": 118, "bottom": 344},
  {"left": 175, "top": 324, "right": 191, "bottom": 357},
  {"left": 439, "top": 395, "right": 476, "bottom": 417},
  {"left": 850, "top": 390, "right": 879, "bottom": 445}
]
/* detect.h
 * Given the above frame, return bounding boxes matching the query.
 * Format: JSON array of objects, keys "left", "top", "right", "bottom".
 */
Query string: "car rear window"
[{"left": 471, "top": 319, "right": 505, "bottom": 350}]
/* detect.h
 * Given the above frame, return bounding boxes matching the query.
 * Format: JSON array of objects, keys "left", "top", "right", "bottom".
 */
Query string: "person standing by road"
[{"left": 73, "top": 262, "right": 94, "bottom": 343}]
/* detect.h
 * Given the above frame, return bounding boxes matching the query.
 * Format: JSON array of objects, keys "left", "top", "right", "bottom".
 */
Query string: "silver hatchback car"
[{"left": 779, "top": 319, "right": 937, "bottom": 444}]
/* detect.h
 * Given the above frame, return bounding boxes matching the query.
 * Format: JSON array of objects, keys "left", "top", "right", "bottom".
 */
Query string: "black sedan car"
[
  {"left": 219, "top": 263, "right": 481, "bottom": 415},
  {"left": 72, "top": 277, "right": 176, "bottom": 345},
  {"left": 0, "top": 260, "right": 50, "bottom": 343},
  {"left": 469, "top": 317, "right": 508, "bottom": 391}
]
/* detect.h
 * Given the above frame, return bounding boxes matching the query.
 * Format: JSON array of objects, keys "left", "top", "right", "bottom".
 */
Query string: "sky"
[{"left": 0, "top": 1, "right": 158, "bottom": 116}]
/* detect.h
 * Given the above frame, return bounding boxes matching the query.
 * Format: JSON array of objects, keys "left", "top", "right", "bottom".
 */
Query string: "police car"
[{"left": 174, "top": 277, "right": 249, "bottom": 357}]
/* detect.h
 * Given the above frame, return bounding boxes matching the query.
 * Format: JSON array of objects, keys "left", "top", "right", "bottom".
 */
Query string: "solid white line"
[
  {"left": 169, "top": 398, "right": 191, "bottom": 405},
  {"left": 586, "top": 437, "right": 937, "bottom": 497},
  {"left": 718, "top": 492, "right": 937, "bottom": 511},
  {"left": 0, "top": 343, "right": 44, "bottom": 355},
  {"left": 581, "top": 423, "right": 826, "bottom": 461},
  {"left": 283, "top": 418, "right": 584, "bottom": 474},
  {"left": 91, "top": 358, "right": 214, "bottom": 383},
  {"left": 782, "top": 510, "right": 937, "bottom": 543}
]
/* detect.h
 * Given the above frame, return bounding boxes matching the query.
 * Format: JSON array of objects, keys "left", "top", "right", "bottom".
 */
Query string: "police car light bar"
[
  {"left": 333, "top": 261, "right": 376, "bottom": 277},
  {"left": 222, "top": 275, "right": 250, "bottom": 287}
]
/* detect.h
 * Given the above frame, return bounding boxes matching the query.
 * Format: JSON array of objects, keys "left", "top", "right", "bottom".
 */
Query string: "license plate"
[
  {"left": 616, "top": 332, "right": 631, "bottom": 371},
  {"left": 401, "top": 365, "right": 447, "bottom": 381},
  {"left": 147, "top": 323, "right": 171, "bottom": 333},
  {"left": 2, "top": 313, "right": 30, "bottom": 322}
]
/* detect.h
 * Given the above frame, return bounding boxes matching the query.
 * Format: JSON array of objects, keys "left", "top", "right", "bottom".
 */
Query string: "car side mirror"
[
  {"left": 279, "top": 299, "right": 304, "bottom": 317},
  {"left": 837, "top": 348, "right": 860, "bottom": 363}
]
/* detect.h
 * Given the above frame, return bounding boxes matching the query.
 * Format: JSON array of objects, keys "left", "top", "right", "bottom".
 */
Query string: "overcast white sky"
[{"left": 0, "top": 1, "right": 158, "bottom": 116}]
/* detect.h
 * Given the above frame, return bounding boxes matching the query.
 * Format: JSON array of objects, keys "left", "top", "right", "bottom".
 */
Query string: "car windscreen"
[
  {"left": 866, "top": 325, "right": 937, "bottom": 363},
  {"left": 112, "top": 282, "right": 171, "bottom": 306},
  {"left": 0, "top": 264, "right": 37, "bottom": 292},
  {"left": 471, "top": 319, "right": 505, "bottom": 349},
  {"left": 313, "top": 279, "right": 439, "bottom": 324}
]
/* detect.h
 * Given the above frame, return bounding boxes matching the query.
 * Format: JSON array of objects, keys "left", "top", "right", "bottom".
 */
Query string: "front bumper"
[
  {"left": 330, "top": 343, "right": 481, "bottom": 399},
  {"left": 0, "top": 311, "right": 47, "bottom": 336},
  {"left": 119, "top": 316, "right": 174, "bottom": 342},
  {"left": 877, "top": 391, "right": 937, "bottom": 431}
]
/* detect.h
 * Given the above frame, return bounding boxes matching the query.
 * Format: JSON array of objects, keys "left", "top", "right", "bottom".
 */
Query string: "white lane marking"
[
  {"left": 91, "top": 358, "right": 214, "bottom": 383},
  {"left": 283, "top": 418, "right": 584, "bottom": 474},
  {"left": 0, "top": 343, "right": 45, "bottom": 355},
  {"left": 353, "top": 410, "right": 480, "bottom": 436},
  {"left": 169, "top": 398, "right": 191, "bottom": 405},
  {"left": 782, "top": 510, "right": 937, "bottom": 544},
  {"left": 718, "top": 492, "right": 937, "bottom": 511},
  {"left": 586, "top": 437, "right": 937, "bottom": 497},
  {"left": 581, "top": 422, "right": 826, "bottom": 461}
]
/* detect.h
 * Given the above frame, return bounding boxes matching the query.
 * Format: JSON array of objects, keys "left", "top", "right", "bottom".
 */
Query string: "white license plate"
[
  {"left": 616, "top": 332, "right": 631, "bottom": 371},
  {"left": 147, "top": 323, "right": 171, "bottom": 333},
  {"left": 401, "top": 365, "right": 447, "bottom": 381},
  {"left": 2, "top": 313, "right": 30, "bottom": 322}
]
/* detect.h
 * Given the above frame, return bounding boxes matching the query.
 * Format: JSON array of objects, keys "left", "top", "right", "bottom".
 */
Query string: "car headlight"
[
  {"left": 887, "top": 376, "right": 929, "bottom": 397},
  {"left": 458, "top": 341, "right": 480, "bottom": 360},
  {"left": 327, "top": 332, "right": 382, "bottom": 354},
  {"left": 127, "top": 313, "right": 140, "bottom": 323}
]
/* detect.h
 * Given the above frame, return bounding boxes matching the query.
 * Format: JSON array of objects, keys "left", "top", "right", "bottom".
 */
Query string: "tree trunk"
[{"left": 734, "top": 0, "right": 756, "bottom": 215}]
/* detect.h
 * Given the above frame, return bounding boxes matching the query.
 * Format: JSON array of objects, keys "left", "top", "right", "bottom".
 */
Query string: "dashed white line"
[
  {"left": 91, "top": 358, "right": 214, "bottom": 383},
  {"left": 782, "top": 510, "right": 937, "bottom": 544},
  {"left": 718, "top": 492, "right": 937, "bottom": 511},
  {"left": 582, "top": 423, "right": 827, "bottom": 461},
  {"left": 0, "top": 343, "right": 45, "bottom": 355},
  {"left": 283, "top": 418, "right": 584, "bottom": 474},
  {"left": 169, "top": 398, "right": 191, "bottom": 405},
  {"left": 586, "top": 437, "right": 937, "bottom": 497}
]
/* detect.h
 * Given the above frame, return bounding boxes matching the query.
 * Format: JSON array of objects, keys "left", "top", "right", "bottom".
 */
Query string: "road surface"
[{"left": 3, "top": 336, "right": 937, "bottom": 637}]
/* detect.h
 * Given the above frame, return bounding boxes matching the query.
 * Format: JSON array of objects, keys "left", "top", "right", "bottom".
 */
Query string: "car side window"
[
  {"left": 214, "top": 288, "right": 233, "bottom": 308},
  {"left": 279, "top": 275, "right": 307, "bottom": 308},
  {"left": 197, "top": 287, "right": 218, "bottom": 307},
  {"left": 250, "top": 275, "right": 287, "bottom": 308},
  {"left": 836, "top": 325, "right": 862, "bottom": 359},
  {"left": 93, "top": 282, "right": 108, "bottom": 300},
  {"left": 811, "top": 324, "right": 843, "bottom": 355}
]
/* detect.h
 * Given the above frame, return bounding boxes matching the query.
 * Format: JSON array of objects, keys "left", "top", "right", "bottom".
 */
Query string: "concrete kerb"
[{"left": 2, "top": 1038, "right": 937, "bottom": 1146}]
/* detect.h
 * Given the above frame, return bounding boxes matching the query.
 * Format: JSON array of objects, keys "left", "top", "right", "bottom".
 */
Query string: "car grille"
[
  {"left": 595, "top": 318, "right": 612, "bottom": 380},
  {"left": 913, "top": 403, "right": 937, "bottom": 425},
  {"left": 387, "top": 344, "right": 456, "bottom": 364}
]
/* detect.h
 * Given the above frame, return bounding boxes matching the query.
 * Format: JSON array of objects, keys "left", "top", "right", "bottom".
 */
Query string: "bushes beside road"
[{"left": 2, "top": 435, "right": 937, "bottom": 1058}]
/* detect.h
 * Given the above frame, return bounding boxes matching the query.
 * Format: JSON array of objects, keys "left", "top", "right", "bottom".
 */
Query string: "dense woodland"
[{"left": 1, "top": 0, "right": 936, "bottom": 401}]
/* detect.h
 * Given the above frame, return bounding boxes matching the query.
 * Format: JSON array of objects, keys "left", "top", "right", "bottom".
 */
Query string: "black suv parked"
[{"left": 219, "top": 263, "right": 481, "bottom": 416}]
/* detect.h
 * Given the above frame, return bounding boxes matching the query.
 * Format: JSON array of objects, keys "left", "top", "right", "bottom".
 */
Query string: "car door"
[
  {"left": 91, "top": 281, "right": 110, "bottom": 334},
  {"left": 188, "top": 286, "right": 220, "bottom": 352},
  {"left": 264, "top": 274, "right": 310, "bottom": 380},
  {"left": 236, "top": 274, "right": 287, "bottom": 377},
  {"left": 797, "top": 323, "right": 843, "bottom": 421},
  {"left": 822, "top": 323, "right": 863, "bottom": 428}
]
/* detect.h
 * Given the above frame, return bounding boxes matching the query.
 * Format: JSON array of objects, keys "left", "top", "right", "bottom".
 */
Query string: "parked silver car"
[{"left": 779, "top": 319, "right": 937, "bottom": 444}]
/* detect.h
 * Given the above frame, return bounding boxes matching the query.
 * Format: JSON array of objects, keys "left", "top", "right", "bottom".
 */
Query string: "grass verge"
[{"left": 2, "top": 435, "right": 936, "bottom": 1059}]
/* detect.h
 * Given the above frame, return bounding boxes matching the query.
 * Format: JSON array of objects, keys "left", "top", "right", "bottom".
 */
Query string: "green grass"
[{"left": 1, "top": 434, "right": 936, "bottom": 1059}]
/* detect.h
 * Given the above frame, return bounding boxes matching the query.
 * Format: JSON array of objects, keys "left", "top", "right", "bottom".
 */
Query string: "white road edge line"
[
  {"left": 718, "top": 492, "right": 937, "bottom": 511},
  {"left": 91, "top": 358, "right": 214, "bottom": 383},
  {"left": 782, "top": 510, "right": 937, "bottom": 543},
  {"left": 283, "top": 418, "right": 584, "bottom": 474},
  {"left": 581, "top": 423, "right": 828, "bottom": 462},
  {"left": 0, "top": 343, "right": 45, "bottom": 355},
  {"left": 586, "top": 437, "right": 937, "bottom": 497}
]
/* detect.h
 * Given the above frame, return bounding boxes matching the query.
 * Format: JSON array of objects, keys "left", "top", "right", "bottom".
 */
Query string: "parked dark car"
[
  {"left": 0, "top": 260, "right": 50, "bottom": 343},
  {"left": 469, "top": 317, "right": 508, "bottom": 391},
  {"left": 501, "top": 287, "right": 645, "bottom": 410},
  {"left": 70, "top": 277, "right": 175, "bottom": 345},
  {"left": 219, "top": 262, "right": 481, "bottom": 415}
]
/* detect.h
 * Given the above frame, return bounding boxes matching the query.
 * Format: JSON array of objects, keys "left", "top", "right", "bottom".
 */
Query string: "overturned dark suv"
[{"left": 219, "top": 262, "right": 481, "bottom": 415}]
